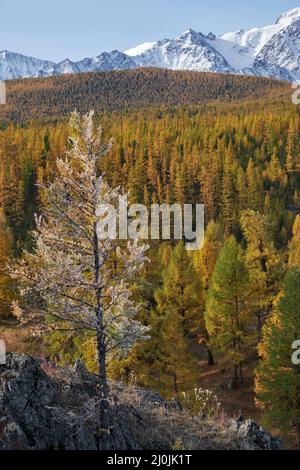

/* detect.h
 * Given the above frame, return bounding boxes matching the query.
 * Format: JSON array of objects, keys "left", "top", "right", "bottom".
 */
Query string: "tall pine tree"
[
  {"left": 206, "top": 236, "right": 255, "bottom": 382},
  {"left": 255, "top": 268, "right": 300, "bottom": 442}
]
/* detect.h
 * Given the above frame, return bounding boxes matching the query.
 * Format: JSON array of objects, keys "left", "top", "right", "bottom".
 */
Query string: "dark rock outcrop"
[
  {"left": 230, "top": 417, "right": 282, "bottom": 450},
  {"left": 0, "top": 354, "right": 142, "bottom": 450},
  {"left": 0, "top": 353, "right": 282, "bottom": 450}
]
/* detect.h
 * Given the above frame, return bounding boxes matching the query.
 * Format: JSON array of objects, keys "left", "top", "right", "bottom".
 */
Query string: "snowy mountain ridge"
[{"left": 1, "top": 7, "right": 300, "bottom": 81}]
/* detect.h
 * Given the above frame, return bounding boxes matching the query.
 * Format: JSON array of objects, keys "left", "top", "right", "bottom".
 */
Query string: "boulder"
[
  {"left": 0, "top": 353, "right": 141, "bottom": 450},
  {"left": 230, "top": 417, "right": 282, "bottom": 450}
]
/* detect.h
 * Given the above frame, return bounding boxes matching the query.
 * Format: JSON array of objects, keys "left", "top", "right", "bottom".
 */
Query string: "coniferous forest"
[{"left": 1, "top": 68, "right": 300, "bottom": 449}]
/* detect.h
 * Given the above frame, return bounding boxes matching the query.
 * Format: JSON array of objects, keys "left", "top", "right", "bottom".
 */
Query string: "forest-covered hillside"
[
  {"left": 0, "top": 68, "right": 290, "bottom": 123},
  {"left": 1, "top": 70, "right": 300, "bottom": 446}
]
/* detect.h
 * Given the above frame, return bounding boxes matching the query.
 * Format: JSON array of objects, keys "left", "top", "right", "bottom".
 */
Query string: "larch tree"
[
  {"left": 240, "top": 210, "right": 282, "bottom": 341},
  {"left": 267, "top": 148, "right": 283, "bottom": 186},
  {"left": 221, "top": 153, "right": 235, "bottom": 236},
  {"left": 155, "top": 241, "right": 203, "bottom": 336},
  {"left": 159, "top": 309, "right": 198, "bottom": 396},
  {"left": 246, "top": 159, "right": 260, "bottom": 211},
  {"left": 200, "top": 146, "right": 218, "bottom": 223},
  {"left": 153, "top": 242, "right": 202, "bottom": 393},
  {"left": 205, "top": 236, "right": 255, "bottom": 382},
  {"left": 193, "top": 220, "right": 224, "bottom": 366},
  {"left": 289, "top": 215, "right": 300, "bottom": 269},
  {"left": 9, "top": 111, "right": 149, "bottom": 400},
  {"left": 255, "top": 268, "right": 300, "bottom": 442},
  {"left": 0, "top": 208, "right": 14, "bottom": 317}
]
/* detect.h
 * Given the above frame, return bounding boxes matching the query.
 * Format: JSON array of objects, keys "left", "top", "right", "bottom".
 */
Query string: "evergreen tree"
[
  {"left": 267, "top": 147, "right": 282, "bottom": 185},
  {"left": 240, "top": 210, "right": 282, "bottom": 340},
  {"left": 0, "top": 208, "right": 14, "bottom": 317},
  {"left": 193, "top": 221, "right": 223, "bottom": 365},
  {"left": 159, "top": 309, "right": 198, "bottom": 396},
  {"left": 155, "top": 241, "right": 203, "bottom": 335},
  {"left": 221, "top": 153, "right": 235, "bottom": 236},
  {"left": 206, "top": 236, "right": 255, "bottom": 382},
  {"left": 246, "top": 159, "right": 259, "bottom": 211},
  {"left": 255, "top": 268, "right": 300, "bottom": 442},
  {"left": 289, "top": 215, "right": 300, "bottom": 269},
  {"left": 148, "top": 242, "right": 202, "bottom": 394}
]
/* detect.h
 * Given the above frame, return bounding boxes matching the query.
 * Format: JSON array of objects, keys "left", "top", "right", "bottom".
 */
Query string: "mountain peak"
[
  {"left": 276, "top": 7, "right": 300, "bottom": 25},
  {"left": 181, "top": 28, "right": 197, "bottom": 35},
  {"left": 178, "top": 28, "right": 201, "bottom": 40},
  {"left": 1, "top": 7, "right": 300, "bottom": 81},
  {"left": 0, "top": 50, "right": 19, "bottom": 59},
  {"left": 206, "top": 32, "right": 216, "bottom": 41}
]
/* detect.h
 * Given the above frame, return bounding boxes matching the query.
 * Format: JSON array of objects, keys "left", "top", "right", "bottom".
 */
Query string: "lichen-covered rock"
[
  {"left": 73, "top": 359, "right": 98, "bottom": 392},
  {"left": 0, "top": 353, "right": 141, "bottom": 450},
  {"left": 230, "top": 417, "right": 282, "bottom": 450},
  {"left": 0, "top": 353, "right": 283, "bottom": 450},
  {"left": 0, "top": 353, "right": 60, "bottom": 449}
]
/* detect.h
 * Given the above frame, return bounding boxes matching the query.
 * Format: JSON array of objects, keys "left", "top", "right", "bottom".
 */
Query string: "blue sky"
[{"left": 1, "top": 0, "right": 300, "bottom": 61}]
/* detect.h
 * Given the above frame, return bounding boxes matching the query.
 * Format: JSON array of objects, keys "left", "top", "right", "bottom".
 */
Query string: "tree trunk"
[
  {"left": 96, "top": 321, "right": 108, "bottom": 399},
  {"left": 207, "top": 346, "right": 215, "bottom": 366},
  {"left": 239, "top": 363, "right": 244, "bottom": 384},
  {"left": 257, "top": 311, "right": 262, "bottom": 339},
  {"left": 173, "top": 372, "right": 178, "bottom": 396},
  {"left": 93, "top": 220, "right": 109, "bottom": 400},
  {"left": 205, "top": 329, "right": 215, "bottom": 366},
  {"left": 296, "top": 423, "right": 300, "bottom": 446}
]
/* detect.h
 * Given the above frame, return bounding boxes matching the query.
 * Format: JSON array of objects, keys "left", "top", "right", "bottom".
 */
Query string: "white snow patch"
[
  {"left": 208, "top": 37, "right": 253, "bottom": 69},
  {"left": 125, "top": 42, "right": 156, "bottom": 57},
  {"left": 221, "top": 7, "right": 300, "bottom": 58}
]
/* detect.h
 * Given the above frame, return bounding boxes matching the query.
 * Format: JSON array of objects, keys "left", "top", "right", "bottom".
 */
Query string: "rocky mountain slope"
[
  {"left": 0, "top": 353, "right": 282, "bottom": 450},
  {"left": 1, "top": 8, "right": 300, "bottom": 81}
]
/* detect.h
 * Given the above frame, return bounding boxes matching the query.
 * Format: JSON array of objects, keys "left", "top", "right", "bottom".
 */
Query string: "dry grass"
[
  {"left": 196, "top": 359, "right": 260, "bottom": 420},
  {"left": 0, "top": 320, "right": 31, "bottom": 354},
  {"left": 109, "top": 383, "right": 242, "bottom": 450}
]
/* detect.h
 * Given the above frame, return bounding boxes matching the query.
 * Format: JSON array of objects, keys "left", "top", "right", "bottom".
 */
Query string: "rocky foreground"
[{"left": 0, "top": 353, "right": 282, "bottom": 450}]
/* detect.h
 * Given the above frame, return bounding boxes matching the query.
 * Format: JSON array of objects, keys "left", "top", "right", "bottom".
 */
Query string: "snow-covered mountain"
[
  {"left": 220, "top": 7, "right": 300, "bottom": 80},
  {"left": 2, "top": 7, "right": 300, "bottom": 81},
  {"left": 126, "top": 7, "right": 300, "bottom": 80},
  {"left": 0, "top": 51, "right": 54, "bottom": 80},
  {"left": 127, "top": 29, "right": 234, "bottom": 73}
]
